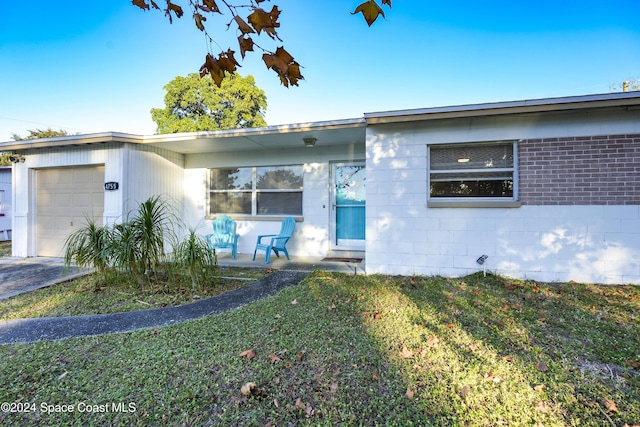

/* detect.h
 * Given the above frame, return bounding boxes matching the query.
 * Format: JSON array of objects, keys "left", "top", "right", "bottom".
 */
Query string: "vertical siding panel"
[{"left": 124, "top": 144, "right": 185, "bottom": 224}]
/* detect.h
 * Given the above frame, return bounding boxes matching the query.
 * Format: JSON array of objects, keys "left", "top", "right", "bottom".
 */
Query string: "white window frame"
[
  {"left": 427, "top": 141, "right": 519, "bottom": 206},
  {"left": 208, "top": 165, "right": 304, "bottom": 217}
]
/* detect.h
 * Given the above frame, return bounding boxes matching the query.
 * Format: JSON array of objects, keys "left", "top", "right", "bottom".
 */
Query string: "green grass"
[
  {"left": 0, "top": 267, "right": 270, "bottom": 319},
  {"left": 0, "top": 272, "right": 639, "bottom": 426}
]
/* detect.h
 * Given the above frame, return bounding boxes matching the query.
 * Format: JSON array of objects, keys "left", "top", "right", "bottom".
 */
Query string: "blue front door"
[{"left": 331, "top": 162, "right": 365, "bottom": 250}]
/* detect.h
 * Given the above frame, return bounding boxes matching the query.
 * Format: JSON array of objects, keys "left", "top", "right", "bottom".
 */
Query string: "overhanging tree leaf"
[
  {"left": 352, "top": 0, "right": 386, "bottom": 26},
  {"left": 262, "top": 47, "right": 302, "bottom": 87},
  {"left": 234, "top": 15, "right": 255, "bottom": 35},
  {"left": 199, "top": 0, "right": 220, "bottom": 13},
  {"left": 194, "top": 12, "right": 206, "bottom": 31},
  {"left": 247, "top": 6, "right": 281, "bottom": 40},
  {"left": 132, "top": 0, "right": 151, "bottom": 11},
  {"left": 133, "top": 0, "right": 391, "bottom": 87},
  {"left": 238, "top": 35, "right": 255, "bottom": 58},
  {"left": 164, "top": 1, "right": 184, "bottom": 23}
]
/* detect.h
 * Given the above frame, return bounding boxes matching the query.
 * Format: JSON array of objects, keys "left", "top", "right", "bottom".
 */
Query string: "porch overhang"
[{"left": 0, "top": 118, "right": 367, "bottom": 155}]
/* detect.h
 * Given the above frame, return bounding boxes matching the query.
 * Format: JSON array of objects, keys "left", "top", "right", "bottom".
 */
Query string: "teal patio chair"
[
  {"left": 205, "top": 215, "right": 239, "bottom": 259},
  {"left": 253, "top": 217, "right": 296, "bottom": 264}
]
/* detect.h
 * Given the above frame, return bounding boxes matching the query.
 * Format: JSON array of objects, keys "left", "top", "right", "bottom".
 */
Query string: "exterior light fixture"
[
  {"left": 476, "top": 254, "right": 489, "bottom": 277},
  {"left": 303, "top": 137, "right": 317, "bottom": 147},
  {"left": 458, "top": 148, "right": 470, "bottom": 163},
  {"left": 476, "top": 255, "right": 488, "bottom": 265}
]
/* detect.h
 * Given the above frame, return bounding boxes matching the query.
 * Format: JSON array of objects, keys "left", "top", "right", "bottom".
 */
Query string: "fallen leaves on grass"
[
  {"left": 425, "top": 335, "right": 440, "bottom": 348},
  {"left": 268, "top": 353, "right": 281, "bottom": 364},
  {"left": 484, "top": 371, "right": 501, "bottom": 383},
  {"left": 231, "top": 395, "right": 247, "bottom": 405},
  {"left": 400, "top": 346, "right": 414, "bottom": 359},
  {"left": 602, "top": 397, "right": 618, "bottom": 412},
  {"left": 294, "top": 397, "right": 313, "bottom": 417},
  {"left": 240, "top": 382, "right": 257, "bottom": 396},
  {"left": 535, "top": 361, "right": 549, "bottom": 372},
  {"left": 239, "top": 349, "right": 256, "bottom": 360},
  {"left": 535, "top": 401, "right": 551, "bottom": 413},
  {"left": 405, "top": 387, "right": 415, "bottom": 399},
  {"left": 460, "top": 386, "right": 470, "bottom": 407}
]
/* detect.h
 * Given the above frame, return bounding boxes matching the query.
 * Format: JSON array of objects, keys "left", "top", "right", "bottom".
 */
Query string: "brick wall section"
[{"left": 519, "top": 134, "right": 640, "bottom": 205}]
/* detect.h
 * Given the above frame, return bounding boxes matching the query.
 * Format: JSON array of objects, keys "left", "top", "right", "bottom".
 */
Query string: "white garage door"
[{"left": 37, "top": 166, "right": 105, "bottom": 257}]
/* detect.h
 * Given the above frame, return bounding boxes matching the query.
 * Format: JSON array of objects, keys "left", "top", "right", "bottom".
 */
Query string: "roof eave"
[
  {"left": 0, "top": 132, "right": 142, "bottom": 151},
  {"left": 364, "top": 92, "right": 640, "bottom": 124}
]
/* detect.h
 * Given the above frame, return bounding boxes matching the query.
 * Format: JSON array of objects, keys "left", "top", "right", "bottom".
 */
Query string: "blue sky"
[{"left": 1, "top": 1, "right": 638, "bottom": 141}]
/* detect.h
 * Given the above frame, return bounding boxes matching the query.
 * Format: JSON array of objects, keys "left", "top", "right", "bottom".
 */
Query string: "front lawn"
[
  {"left": 0, "top": 267, "right": 271, "bottom": 319},
  {"left": 0, "top": 272, "right": 638, "bottom": 426}
]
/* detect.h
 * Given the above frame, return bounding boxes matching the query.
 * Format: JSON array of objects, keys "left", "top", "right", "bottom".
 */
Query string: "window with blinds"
[{"left": 429, "top": 142, "right": 517, "bottom": 199}]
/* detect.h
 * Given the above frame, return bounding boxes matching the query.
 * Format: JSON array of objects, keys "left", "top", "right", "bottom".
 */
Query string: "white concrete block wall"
[
  {"left": 366, "top": 118, "right": 640, "bottom": 284},
  {"left": 368, "top": 202, "right": 640, "bottom": 283},
  {"left": 297, "top": 162, "right": 331, "bottom": 257}
]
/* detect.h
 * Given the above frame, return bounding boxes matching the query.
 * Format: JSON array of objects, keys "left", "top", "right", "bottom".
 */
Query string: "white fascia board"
[
  {"left": 0, "top": 132, "right": 143, "bottom": 151},
  {"left": 364, "top": 92, "right": 640, "bottom": 124},
  {"left": 139, "top": 117, "right": 366, "bottom": 143}
]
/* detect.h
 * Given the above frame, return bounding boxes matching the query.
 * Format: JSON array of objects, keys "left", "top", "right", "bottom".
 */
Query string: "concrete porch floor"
[{"left": 215, "top": 252, "right": 366, "bottom": 275}]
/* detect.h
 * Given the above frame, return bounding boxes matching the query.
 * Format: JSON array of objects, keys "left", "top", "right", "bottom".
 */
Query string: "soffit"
[{"left": 140, "top": 119, "right": 366, "bottom": 154}]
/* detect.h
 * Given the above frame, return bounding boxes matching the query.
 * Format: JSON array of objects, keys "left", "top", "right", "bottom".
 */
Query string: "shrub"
[
  {"left": 63, "top": 218, "right": 112, "bottom": 283},
  {"left": 172, "top": 227, "right": 218, "bottom": 289},
  {"left": 64, "top": 195, "right": 217, "bottom": 288}
]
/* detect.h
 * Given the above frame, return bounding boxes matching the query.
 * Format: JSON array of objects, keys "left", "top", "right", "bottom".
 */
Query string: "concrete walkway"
[
  {"left": 0, "top": 257, "right": 91, "bottom": 301},
  {"left": 0, "top": 253, "right": 364, "bottom": 344}
]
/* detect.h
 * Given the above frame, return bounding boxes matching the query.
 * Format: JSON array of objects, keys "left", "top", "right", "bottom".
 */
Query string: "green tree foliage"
[
  {"left": 10, "top": 128, "right": 69, "bottom": 141},
  {"left": 0, "top": 153, "right": 11, "bottom": 166},
  {"left": 2, "top": 129, "right": 71, "bottom": 165},
  {"left": 151, "top": 73, "right": 267, "bottom": 134},
  {"left": 132, "top": 0, "right": 391, "bottom": 87}
]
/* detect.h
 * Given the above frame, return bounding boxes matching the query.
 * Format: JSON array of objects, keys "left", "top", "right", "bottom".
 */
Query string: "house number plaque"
[{"left": 104, "top": 182, "right": 119, "bottom": 191}]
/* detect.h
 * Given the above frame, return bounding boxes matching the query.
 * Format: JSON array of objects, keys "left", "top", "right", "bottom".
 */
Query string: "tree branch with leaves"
[{"left": 132, "top": 0, "right": 391, "bottom": 87}]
